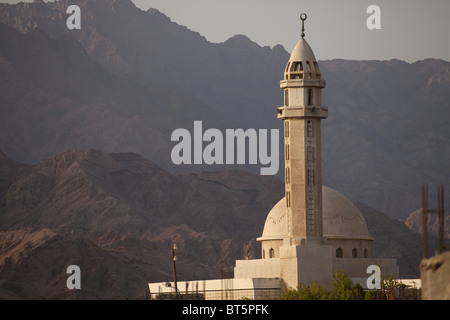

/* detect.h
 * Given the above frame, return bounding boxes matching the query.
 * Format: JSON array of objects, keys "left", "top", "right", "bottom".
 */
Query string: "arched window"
[
  {"left": 336, "top": 248, "right": 343, "bottom": 258},
  {"left": 352, "top": 248, "right": 357, "bottom": 258},
  {"left": 262, "top": 249, "right": 265, "bottom": 259},
  {"left": 269, "top": 248, "right": 275, "bottom": 259},
  {"left": 364, "top": 249, "right": 368, "bottom": 258}
]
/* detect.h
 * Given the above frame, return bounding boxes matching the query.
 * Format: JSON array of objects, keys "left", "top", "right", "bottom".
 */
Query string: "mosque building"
[{"left": 148, "top": 14, "right": 399, "bottom": 300}]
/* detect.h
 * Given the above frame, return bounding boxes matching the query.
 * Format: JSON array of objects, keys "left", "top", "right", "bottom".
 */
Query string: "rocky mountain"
[
  {"left": 321, "top": 59, "right": 450, "bottom": 220},
  {"left": 0, "top": 2, "right": 448, "bottom": 216},
  {"left": 0, "top": 0, "right": 287, "bottom": 128},
  {"left": 404, "top": 208, "right": 450, "bottom": 240},
  {"left": 0, "top": 148, "right": 433, "bottom": 299},
  {"left": 0, "top": 148, "right": 284, "bottom": 299},
  {"left": 0, "top": 0, "right": 448, "bottom": 220},
  {"left": 0, "top": 20, "right": 235, "bottom": 170},
  {"left": 355, "top": 202, "right": 441, "bottom": 279},
  {"left": 0, "top": 0, "right": 449, "bottom": 220}
]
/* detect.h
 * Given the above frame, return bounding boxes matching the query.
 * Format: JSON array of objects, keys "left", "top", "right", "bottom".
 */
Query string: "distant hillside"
[
  {"left": 0, "top": 0, "right": 448, "bottom": 221},
  {"left": 404, "top": 208, "right": 450, "bottom": 240},
  {"left": 0, "top": 149, "right": 431, "bottom": 298},
  {"left": 0, "top": 148, "right": 283, "bottom": 299},
  {"left": 356, "top": 202, "right": 429, "bottom": 278},
  {"left": 321, "top": 59, "right": 450, "bottom": 220}
]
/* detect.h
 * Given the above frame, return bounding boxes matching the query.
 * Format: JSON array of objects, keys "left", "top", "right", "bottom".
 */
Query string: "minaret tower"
[
  {"left": 233, "top": 15, "right": 396, "bottom": 289},
  {"left": 235, "top": 14, "right": 334, "bottom": 288},
  {"left": 277, "top": 14, "right": 328, "bottom": 246}
]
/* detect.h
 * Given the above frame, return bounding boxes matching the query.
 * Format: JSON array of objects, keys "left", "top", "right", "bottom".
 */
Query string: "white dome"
[{"left": 259, "top": 186, "right": 373, "bottom": 241}]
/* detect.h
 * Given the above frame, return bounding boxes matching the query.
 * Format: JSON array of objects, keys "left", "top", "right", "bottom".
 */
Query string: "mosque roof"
[{"left": 259, "top": 186, "right": 374, "bottom": 242}]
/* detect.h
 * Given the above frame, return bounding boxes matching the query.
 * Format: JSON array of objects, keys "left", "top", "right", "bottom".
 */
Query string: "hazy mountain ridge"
[
  {"left": 0, "top": 0, "right": 287, "bottom": 124},
  {"left": 0, "top": 20, "right": 233, "bottom": 168},
  {"left": 320, "top": 58, "right": 450, "bottom": 218},
  {"left": 0, "top": 0, "right": 448, "bottom": 219}
]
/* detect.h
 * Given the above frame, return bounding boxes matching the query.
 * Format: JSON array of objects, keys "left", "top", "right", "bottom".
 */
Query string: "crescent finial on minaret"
[{"left": 300, "top": 13, "right": 307, "bottom": 39}]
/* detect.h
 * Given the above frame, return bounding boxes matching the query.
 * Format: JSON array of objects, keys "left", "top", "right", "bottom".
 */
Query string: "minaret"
[
  {"left": 235, "top": 15, "right": 334, "bottom": 288},
  {"left": 277, "top": 14, "right": 328, "bottom": 246}
]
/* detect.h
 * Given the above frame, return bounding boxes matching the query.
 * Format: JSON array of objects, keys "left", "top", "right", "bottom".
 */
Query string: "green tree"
[
  {"left": 278, "top": 282, "right": 330, "bottom": 300},
  {"left": 329, "top": 270, "right": 365, "bottom": 300},
  {"left": 278, "top": 270, "right": 366, "bottom": 300}
]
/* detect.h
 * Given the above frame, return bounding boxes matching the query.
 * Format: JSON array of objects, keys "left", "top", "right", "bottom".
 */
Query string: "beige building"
[
  {"left": 149, "top": 16, "right": 399, "bottom": 299},
  {"left": 421, "top": 247, "right": 450, "bottom": 299}
]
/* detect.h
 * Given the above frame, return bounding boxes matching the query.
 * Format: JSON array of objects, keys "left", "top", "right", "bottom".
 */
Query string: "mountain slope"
[
  {"left": 0, "top": 149, "right": 431, "bottom": 298},
  {"left": 0, "top": 21, "right": 233, "bottom": 169},
  {"left": 1, "top": 148, "right": 284, "bottom": 237},
  {"left": 0, "top": 0, "right": 448, "bottom": 221},
  {"left": 355, "top": 202, "right": 426, "bottom": 278},
  {"left": 321, "top": 58, "right": 450, "bottom": 218},
  {"left": 0, "top": 148, "right": 285, "bottom": 299},
  {"left": 0, "top": 0, "right": 287, "bottom": 129},
  {"left": 404, "top": 207, "right": 450, "bottom": 240}
]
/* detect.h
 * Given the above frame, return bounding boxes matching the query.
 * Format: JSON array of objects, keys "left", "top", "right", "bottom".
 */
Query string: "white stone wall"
[
  {"left": 332, "top": 257, "right": 399, "bottom": 279},
  {"left": 234, "top": 258, "right": 281, "bottom": 279},
  {"left": 148, "top": 278, "right": 283, "bottom": 300}
]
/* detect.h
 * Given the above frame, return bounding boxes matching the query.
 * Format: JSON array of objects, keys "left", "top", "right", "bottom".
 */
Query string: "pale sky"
[{"left": 2, "top": 0, "right": 450, "bottom": 62}]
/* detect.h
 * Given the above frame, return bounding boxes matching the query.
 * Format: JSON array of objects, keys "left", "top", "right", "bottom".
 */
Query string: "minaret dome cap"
[{"left": 284, "top": 38, "right": 322, "bottom": 80}]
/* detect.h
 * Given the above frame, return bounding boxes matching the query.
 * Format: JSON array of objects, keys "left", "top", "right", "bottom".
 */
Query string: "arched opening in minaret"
[
  {"left": 286, "top": 62, "right": 304, "bottom": 80},
  {"left": 352, "top": 248, "right": 358, "bottom": 258},
  {"left": 336, "top": 248, "right": 343, "bottom": 258},
  {"left": 269, "top": 248, "right": 275, "bottom": 258},
  {"left": 307, "top": 88, "right": 313, "bottom": 106},
  {"left": 313, "top": 62, "right": 321, "bottom": 79},
  {"left": 305, "top": 61, "right": 312, "bottom": 79}
]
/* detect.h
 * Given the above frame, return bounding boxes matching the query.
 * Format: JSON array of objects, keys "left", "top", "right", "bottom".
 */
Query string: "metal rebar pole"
[
  {"left": 422, "top": 184, "right": 428, "bottom": 259},
  {"left": 172, "top": 244, "right": 178, "bottom": 300},
  {"left": 438, "top": 184, "right": 444, "bottom": 253}
]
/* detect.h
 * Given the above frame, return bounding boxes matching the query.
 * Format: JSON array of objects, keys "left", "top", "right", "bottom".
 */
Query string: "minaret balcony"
[
  {"left": 280, "top": 79, "right": 326, "bottom": 89},
  {"left": 277, "top": 106, "right": 328, "bottom": 120}
]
